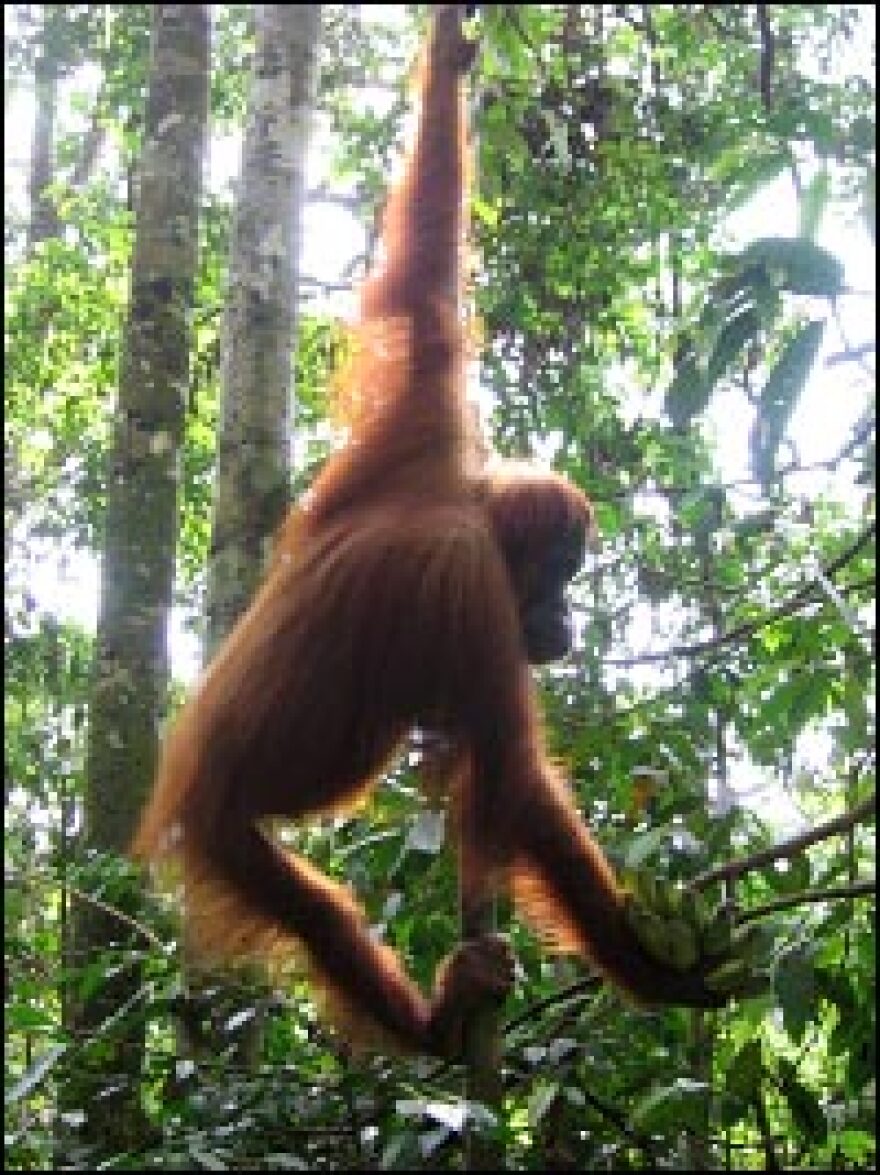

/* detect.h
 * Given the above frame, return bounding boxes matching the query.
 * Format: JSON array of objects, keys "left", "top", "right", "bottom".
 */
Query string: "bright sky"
[{"left": 6, "top": 11, "right": 875, "bottom": 832}]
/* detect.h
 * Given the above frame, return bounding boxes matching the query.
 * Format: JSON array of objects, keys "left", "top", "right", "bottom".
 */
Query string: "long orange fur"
[{"left": 132, "top": 6, "right": 720, "bottom": 1055}]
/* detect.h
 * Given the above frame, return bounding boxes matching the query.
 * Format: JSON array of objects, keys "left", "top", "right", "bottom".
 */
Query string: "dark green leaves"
[
  {"left": 665, "top": 236, "right": 842, "bottom": 430},
  {"left": 724, "top": 1040, "right": 763, "bottom": 1103},
  {"left": 750, "top": 319, "right": 825, "bottom": 486},
  {"left": 665, "top": 348, "right": 713, "bottom": 431},
  {"left": 774, "top": 947, "right": 819, "bottom": 1043},
  {"left": 631, "top": 1078, "right": 711, "bottom": 1134},
  {"left": 778, "top": 1058, "right": 828, "bottom": 1144}
]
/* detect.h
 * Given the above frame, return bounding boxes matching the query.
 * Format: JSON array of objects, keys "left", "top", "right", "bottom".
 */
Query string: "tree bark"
[
  {"left": 184, "top": 2, "right": 323, "bottom": 1071},
  {"left": 206, "top": 4, "right": 323, "bottom": 655},
  {"left": 27, "top": 19, "right": 59, "bottom": 251},
  {"left": 60, "top": 6, "right": 209, "bottom": 1160}
]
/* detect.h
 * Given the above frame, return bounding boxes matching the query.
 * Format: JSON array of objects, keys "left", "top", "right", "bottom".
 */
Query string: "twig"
[
  {"left": 505, "top": 976, "right": 601, "bottom": 1034},
  {"left": 830, "top": 299, "right": 877, "bottom": 381},
  {"left": 825, "top": 341, "right": 876, "bottom": 369},
  {"left": 7, "top": 870, "right": 167, "bottom": 952},
  {"left": 594, "top": 420, "right": 876, "bottom": 504},
  {"left": 66, "top": 882, "right": 167, "bottom": 951}
]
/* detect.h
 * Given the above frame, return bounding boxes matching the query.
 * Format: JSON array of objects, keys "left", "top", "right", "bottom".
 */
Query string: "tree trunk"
[
  {"left": 60, "top": 5, "right": 209, "bottom": 1161},
  {"left": 182, "top": 2, "right": 322, "bottom": 1072},
  {"left": 27, "top": 31, "right": 59, "bottom": 251},
  {"left": 206, "top": 3, "right": 323, "bottom": 653}
]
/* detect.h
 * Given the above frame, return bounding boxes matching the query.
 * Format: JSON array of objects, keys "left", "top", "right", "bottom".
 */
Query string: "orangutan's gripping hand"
[{"left": 427, "top": 933, "right": 514, "bottom": 1058}]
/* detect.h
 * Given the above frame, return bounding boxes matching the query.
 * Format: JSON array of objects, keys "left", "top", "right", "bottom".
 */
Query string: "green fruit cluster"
[{"left": 622, "top": 870, "right": 774, "bottom": 1000}]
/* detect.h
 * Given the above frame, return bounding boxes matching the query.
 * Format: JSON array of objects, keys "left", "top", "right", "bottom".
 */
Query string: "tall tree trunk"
[
  {"left": 27, "top": 30, "right": 59, "bottom": 251},
  {"left": 206, "top": 4, "right": 322, "bottom": 653},
  {"left": 11, "top": 9, "right": 61, "bottom": 554},
  {"left": 182, "top": 2, "right": 322, "bottom": 1071},
  {"left": 60, "top": 5, "right": 209, "bottom": 1160}
]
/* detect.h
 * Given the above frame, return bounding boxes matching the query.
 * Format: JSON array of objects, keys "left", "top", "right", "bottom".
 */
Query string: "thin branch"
[
  {"left": 65, "top": 882, "right": 166, "bottom": 952},
  {"left": 7, "top": 871, "right": 166, "bottom": 951},
  {"left": 834, "top": 406, "right": 876, "bottom": 464},
  {"left": 830, "top": 298, "right": 877, "bottom": 381},
  {"left": 596, "top": 420, "right": 875, "bottom": 505},
  {"left": 825, "top": 341, "right": 876, "bottom": 369},
  {"left": 505, "top": 4, "right": 541, "bottom": 60},
  {"left": 810, "top": 563, "right": 873, "bottom": 645},
  {"left": 737, "top": 878, "right": 876, "bottom": 923},
  {"left": 601, "top": 522, "right": 876, "bottom": 667},
  {"left": 299, "top": 275, "right": 354, "bottom": 295},
  {"left": 703, "top": 8, "right": 748, "bottom": 43},
  {"left": 305, "top": 186, "right": 366, "bottom": 212},
  {"left": 505, "top": 976, "right": 601, "bottom": 1034},
  {"left": 689, "top": 793, "right": 876, "bottom": 891}
]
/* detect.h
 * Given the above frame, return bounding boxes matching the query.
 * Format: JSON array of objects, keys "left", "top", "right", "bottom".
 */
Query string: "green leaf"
[
  {"left": 711, "top": 147, "right": 791, "bottom": 209},
  {"left": 594, "top": 499, "right": 623, "bottom": 538},
  {"left": 623, "top": 825, "right": 671, "bottom": 868},
  {"left": 5, "top": 1003, "right": 53, "bottom": 1032},
  {"left": 798, "top": 167, "right": 831, "bottom": 241},
  {"left": 751, "top": 319, "right": 825, "bottom": 483},
  {"left": 778, "top": 1059, "right": 828, "bottom": 1143},
  {"left": 767, "top": 853, "right": 811, "bottom": 895},
  {"left": 528, "top": 1080, "right": 560, "bottom": 1127},
  {"left": 825, "top": 1130, "right": 876, "bottom": 1167},
  {"left": 813, "top": 968, "right": 856, "bottom": 1020},
  {"left": 665, "top": 354, "right": 709, "bottom": 429},
  {"left": 631, "top": 1078, "right": 710, "bottom": 1133},
  {"left": 774, "top": 947, "right": 818, "bottom": 1043},
  {"left": 724, "top": 1040, "right": 763, "bottom": 1102},
  {"left": 705, "top": 306, "right": 761, "bottom": 386},
  {"left": 471, "top": 196, "right": 499, "bottom": 229}
]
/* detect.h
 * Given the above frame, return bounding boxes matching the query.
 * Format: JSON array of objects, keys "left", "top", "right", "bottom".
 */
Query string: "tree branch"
[
  {"left": 602, "top": 522, "right": 875, "bottom": 667},
  {"left": 737, "top": 878, "right": 876, "bottom": 923},
  {"left": 689, "top": 793, "right": 876, "bottom": 891}
]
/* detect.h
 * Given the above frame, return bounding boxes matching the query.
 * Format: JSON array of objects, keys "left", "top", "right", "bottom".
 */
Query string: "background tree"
[
  {"left": 180, "top": 0, "right": 323, "bottom": 1073},
  {"left": 55, "top": 6, "right": 209, "bottom": 1161}
]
